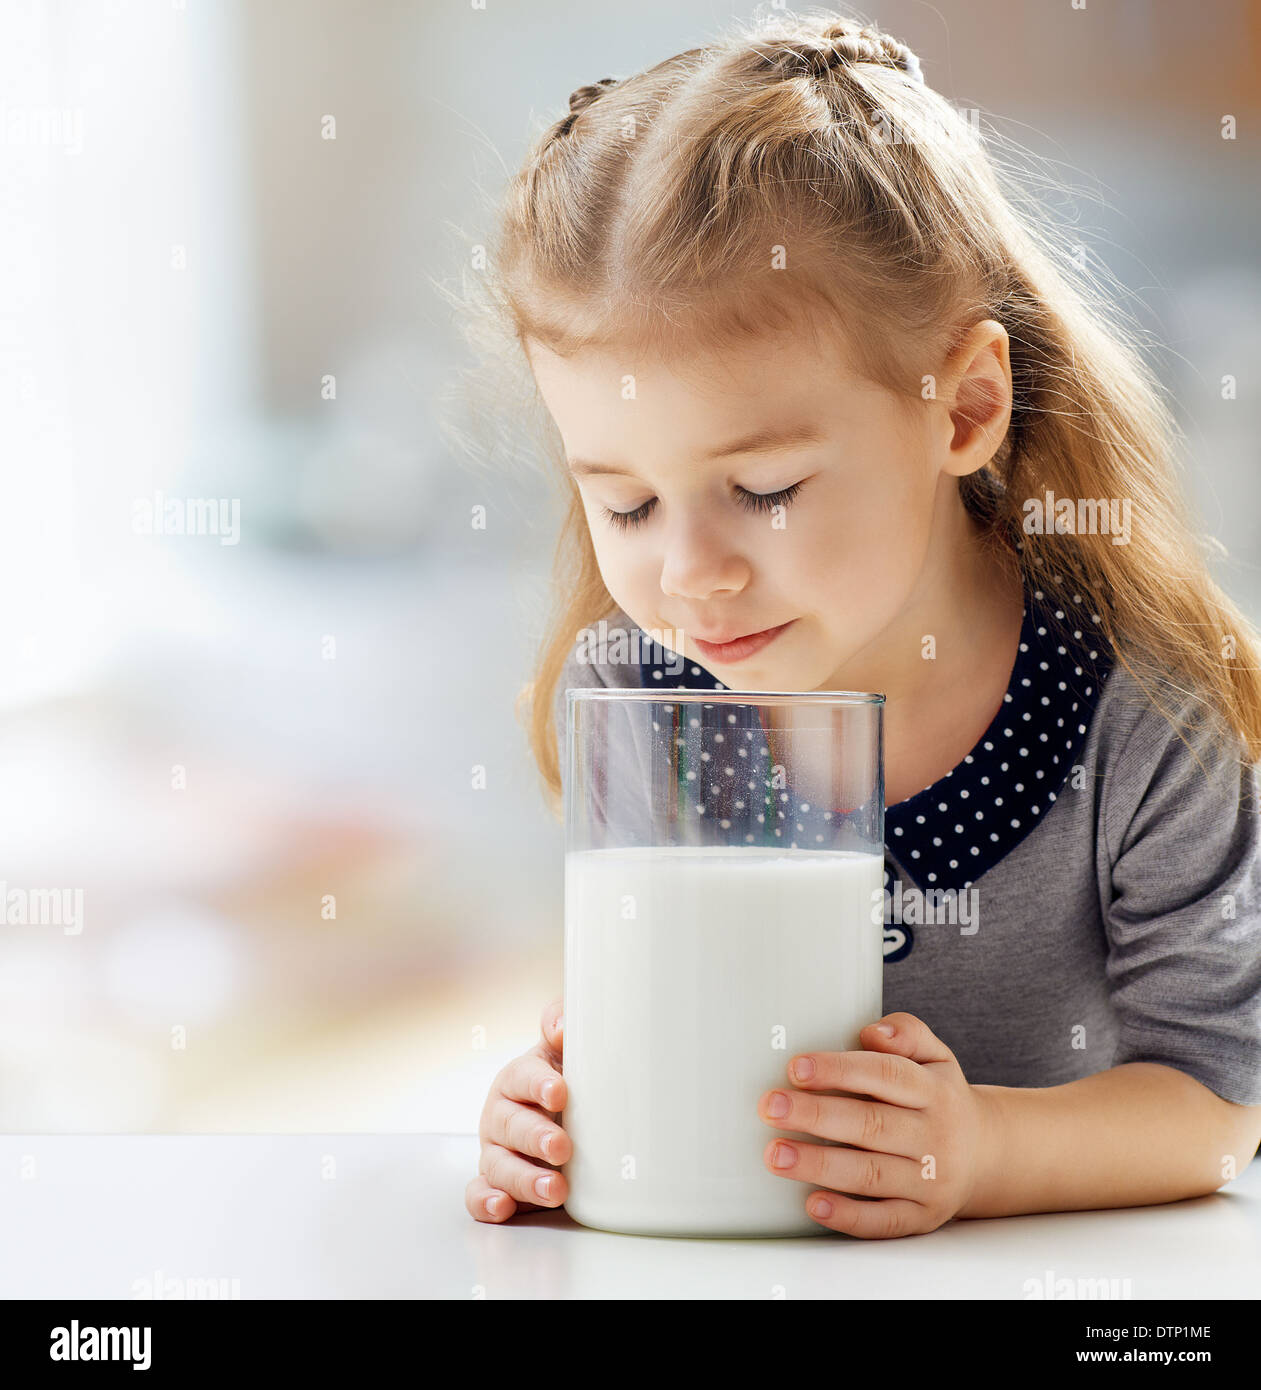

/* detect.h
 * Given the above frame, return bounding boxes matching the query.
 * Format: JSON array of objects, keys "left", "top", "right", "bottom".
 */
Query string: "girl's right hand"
[{"left": 465, "top": 998, "right": 570, "bottom": 1223}]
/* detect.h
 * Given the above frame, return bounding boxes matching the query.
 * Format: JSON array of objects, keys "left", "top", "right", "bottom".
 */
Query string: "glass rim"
[{"left": 566, "top": 687, "right": 884, "bottom": 706}]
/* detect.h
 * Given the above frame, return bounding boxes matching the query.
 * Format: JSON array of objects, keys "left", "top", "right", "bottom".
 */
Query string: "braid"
[
  {"left": 760, "top": 18, "right": 924, "bottom": 84},
  {"left": 821, "top": 19, "right": 922, "bottom": 79},
  {"left": 550, "top": 76, "right": 623, "bottom": 140},
  {"left": 548, "top": 21, "right": 921, "bottom": 149}
]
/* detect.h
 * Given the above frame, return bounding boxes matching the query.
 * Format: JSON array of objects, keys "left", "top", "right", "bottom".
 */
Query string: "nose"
[{"left": 658, "top": 512, "right": 749, "bottom": 601}]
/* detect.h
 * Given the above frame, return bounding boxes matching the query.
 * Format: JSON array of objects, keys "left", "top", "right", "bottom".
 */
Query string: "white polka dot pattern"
[
  {"left": 632, "top": 587, "right": 1114, "bottom": 890},
  {"left": 882, "top": 588, "right": 1113, "bottom": 892}
]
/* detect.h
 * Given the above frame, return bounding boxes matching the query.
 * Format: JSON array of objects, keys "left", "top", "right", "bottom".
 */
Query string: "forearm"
[{"left": 960, "top": 1062, "right": 1261, "bottom": 1219}]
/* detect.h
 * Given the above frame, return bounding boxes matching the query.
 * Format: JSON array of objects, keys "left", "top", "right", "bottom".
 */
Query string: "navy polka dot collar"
[
  {"left": 883, "top": 591, "right": 1113, "bottom": 892},
  {"left": 633, "top": 586, "right": 1114, "bottom": 892}
]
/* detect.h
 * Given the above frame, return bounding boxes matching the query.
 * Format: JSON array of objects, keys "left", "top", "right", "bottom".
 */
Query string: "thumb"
[
  {"left": 860, "top": 1012, "right": 955, "bottom": 1066},
  {"left": 541, "top": 1000, "right": 564, "bottom": 1058}
]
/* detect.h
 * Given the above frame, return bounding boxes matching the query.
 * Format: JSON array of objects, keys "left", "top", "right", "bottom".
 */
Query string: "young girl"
[{"left": 461, "top": 10, "right": 1261, "bottom": 1238}]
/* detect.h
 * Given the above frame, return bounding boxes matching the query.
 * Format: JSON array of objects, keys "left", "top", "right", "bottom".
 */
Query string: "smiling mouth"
[{"left": 691, "top": 620, "right": 795, "bottom": 664}]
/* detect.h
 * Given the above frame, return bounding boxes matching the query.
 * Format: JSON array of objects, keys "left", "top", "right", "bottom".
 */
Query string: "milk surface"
[{"left": 562, "top": 845, "right": 884, "bottom": 1237}]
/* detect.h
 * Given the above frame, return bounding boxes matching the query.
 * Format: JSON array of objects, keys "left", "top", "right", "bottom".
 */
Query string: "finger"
[
  {"left": 858, "top": 1013, "right": 958, "bottom": 1067},
  {"left": 496, "top": 1052, "right": 567, "bottom": 1112},
  {"left": 481, "top": 1094, "right": 571, "bottom": 1164},
  {"left": 540, "top": 999, "right": 564, "bottom": 1059},
  {"left": 757, "top": 1087, "right": 925, "bottom": 1159},
  {"left": 805, "top": 1190, "right": 926, "bottom": 1240},
  {"left": 480, "top": 1140, "right": 568, "bottom": 1209},
  {"left": 786, "top": 1048, "right": 929, "bottom": 1108},
  {"left": 764, "top": 1136, "right": 924, "bottom": 1200},
  {"left": 465, "top": 1173, "right": 537, "bottom": 1223}
]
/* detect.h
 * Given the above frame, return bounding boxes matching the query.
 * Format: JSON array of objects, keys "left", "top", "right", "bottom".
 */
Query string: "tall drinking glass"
[{"left": 563, "top": 687, "right": 885, "bottom": 1239}]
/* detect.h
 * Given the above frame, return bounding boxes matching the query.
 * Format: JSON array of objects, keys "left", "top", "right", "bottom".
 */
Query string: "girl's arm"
[
  {"left": 962, "top": 1063, "right": 1261, "bottom": 1218},
  {"left": 988, "top": 677, "right": 1261, "bottom": 1218}
]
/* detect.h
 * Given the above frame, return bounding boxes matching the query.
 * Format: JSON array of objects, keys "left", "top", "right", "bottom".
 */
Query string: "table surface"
[{"left": 3, "top": 1134, "right": 1259, "bottom": 1299}]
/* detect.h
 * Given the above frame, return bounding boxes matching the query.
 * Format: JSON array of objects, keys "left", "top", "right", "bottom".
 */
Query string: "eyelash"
[{"left": 602, "top": 481, "right": 805, "bottom": 532}]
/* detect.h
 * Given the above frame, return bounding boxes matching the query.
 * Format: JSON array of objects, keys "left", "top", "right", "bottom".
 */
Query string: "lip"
[{"left": 692, "top": 620, "right": 795, "bottom": 664}]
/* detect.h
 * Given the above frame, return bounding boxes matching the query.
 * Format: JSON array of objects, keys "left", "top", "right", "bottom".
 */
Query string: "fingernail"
[
  {"left": 811, "top": 1195, "right": 833, "bottom": 1220},
  {"left": 767, "top": 1090, "right": 790, "bottom": 1118},
  {"left": 540, "top": 1080, "right": 556, "bottom": 1107},
  {"left": 556, "top": 1012, "right": 564, "bottom": 1033},
  {"left": 771, "top": 1142, "right": 797, "bottom": 1169},
  {"left": 487, "top": 1193, "right": 507, "bottom": 1217},
  {"left": 874, "top": 1023, "right": 895, "bottom": 1036},
  {"left": 792, "top": 1057, "right": 815, "bottom": 1081},
  {"left": 535, "top": 1174, "right": 557, "bottom": 1201},
  {"left": 540, "top": 1131, "right": 555, "bottom": 1160}
]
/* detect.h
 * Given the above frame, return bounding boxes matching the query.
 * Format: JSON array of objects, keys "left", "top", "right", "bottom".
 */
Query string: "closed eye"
[
  {"left": 735, "top": 480, "right": 804, "bottom": 515},
  {"left": 602, "top": 498, "right": 657, "bottom": 531},
  {"left": 602, "top": 480, "right": 806, "bottom": 531}
]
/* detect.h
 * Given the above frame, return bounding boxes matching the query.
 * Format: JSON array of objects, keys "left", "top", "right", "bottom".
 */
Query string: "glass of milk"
[{"left": 563, "top": 687, "right": 884, "bottom": 1238}]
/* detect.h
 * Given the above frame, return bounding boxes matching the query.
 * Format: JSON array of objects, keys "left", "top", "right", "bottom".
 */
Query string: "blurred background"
[{"left": 1, "top": 0, "right": 1257, "bottom": 1132}]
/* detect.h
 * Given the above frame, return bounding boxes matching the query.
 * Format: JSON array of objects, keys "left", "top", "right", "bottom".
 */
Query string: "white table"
[{"left": 2, "top": 1134, "right": 1258, "bottom": 1299}]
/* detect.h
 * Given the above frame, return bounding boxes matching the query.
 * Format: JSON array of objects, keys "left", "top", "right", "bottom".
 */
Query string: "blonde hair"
[{"left": 442, "top": 7, "right": 1261, "bottom": 817}]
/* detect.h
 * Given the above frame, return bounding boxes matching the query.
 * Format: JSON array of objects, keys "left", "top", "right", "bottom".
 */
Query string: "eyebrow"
[{"left": 567, "top": 423, "right": 825, "bottom": 477}]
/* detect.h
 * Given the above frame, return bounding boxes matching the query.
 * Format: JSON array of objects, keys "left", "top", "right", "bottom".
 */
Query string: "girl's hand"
[
  {"left": 757, "top": 1011, "right": 997, "bottom": 1239},
  {"left": 465, "top": 999, "right": 570, "bottom": 1223}
]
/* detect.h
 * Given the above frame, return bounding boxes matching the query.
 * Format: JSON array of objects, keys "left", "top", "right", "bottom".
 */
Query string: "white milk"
[{"left": 562, "top": 845, "right": 884, "bottom": 1238}]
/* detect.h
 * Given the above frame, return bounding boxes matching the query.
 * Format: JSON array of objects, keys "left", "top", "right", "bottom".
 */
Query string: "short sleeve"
[{"left": 1102, "top": 693, "right": 1261, "bottom": 1105}]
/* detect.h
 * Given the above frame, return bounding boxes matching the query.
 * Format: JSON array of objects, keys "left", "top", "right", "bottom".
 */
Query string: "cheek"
[
  {"left": 777, "top": 473, "right": 903, "bottom": 581},
  {"left": 788, "top": 460, "right": 936, "bottom": 604},
  {"left": 586, "top": 526, "right": 654, "bottom": 611}
]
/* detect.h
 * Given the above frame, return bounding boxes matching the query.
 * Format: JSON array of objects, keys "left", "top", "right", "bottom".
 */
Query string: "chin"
[{"left": 723, "top": 662, "right": 800, "bottom": 691}]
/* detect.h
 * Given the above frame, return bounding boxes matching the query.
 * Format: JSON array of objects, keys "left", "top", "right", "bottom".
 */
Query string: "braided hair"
[
  {"left": 769, "top": 18, "right": 925, "bottom": 82},
  {"left": 551, "top": 76, "right": 623, "bottom": 140}
]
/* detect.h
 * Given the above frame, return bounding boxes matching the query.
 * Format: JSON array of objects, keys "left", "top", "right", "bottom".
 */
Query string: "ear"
[{"left": 938, "top": 319, "right": 1012, "bottom": 478}]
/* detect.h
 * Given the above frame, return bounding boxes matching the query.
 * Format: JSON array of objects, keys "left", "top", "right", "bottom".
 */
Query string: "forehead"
[
  {"left": 523, "top": 317, "right": 916, "bottom": 477},
  {"left": 525, "top": 325, "right": 857, "bottom": 414}
]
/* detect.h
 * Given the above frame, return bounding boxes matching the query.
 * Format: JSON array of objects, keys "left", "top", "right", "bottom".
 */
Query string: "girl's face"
[{"left": 526, "top": 326, "right": 977, "bottom": 693}]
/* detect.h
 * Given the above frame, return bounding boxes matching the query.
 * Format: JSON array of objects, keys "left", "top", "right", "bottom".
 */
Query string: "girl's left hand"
[{"left": 758, "top": 1011, "right": 997, "bottom": 1239}]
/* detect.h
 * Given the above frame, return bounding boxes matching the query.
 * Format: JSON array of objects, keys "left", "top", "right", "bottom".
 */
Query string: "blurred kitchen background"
[{"left": 1, "top": 0, "right": 1257, "bottom": 1132}]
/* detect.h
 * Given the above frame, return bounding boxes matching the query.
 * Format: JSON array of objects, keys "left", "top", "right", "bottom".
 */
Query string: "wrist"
[{"left": 958, "top": 1083, "right": 1010, "bottom": 1219}]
